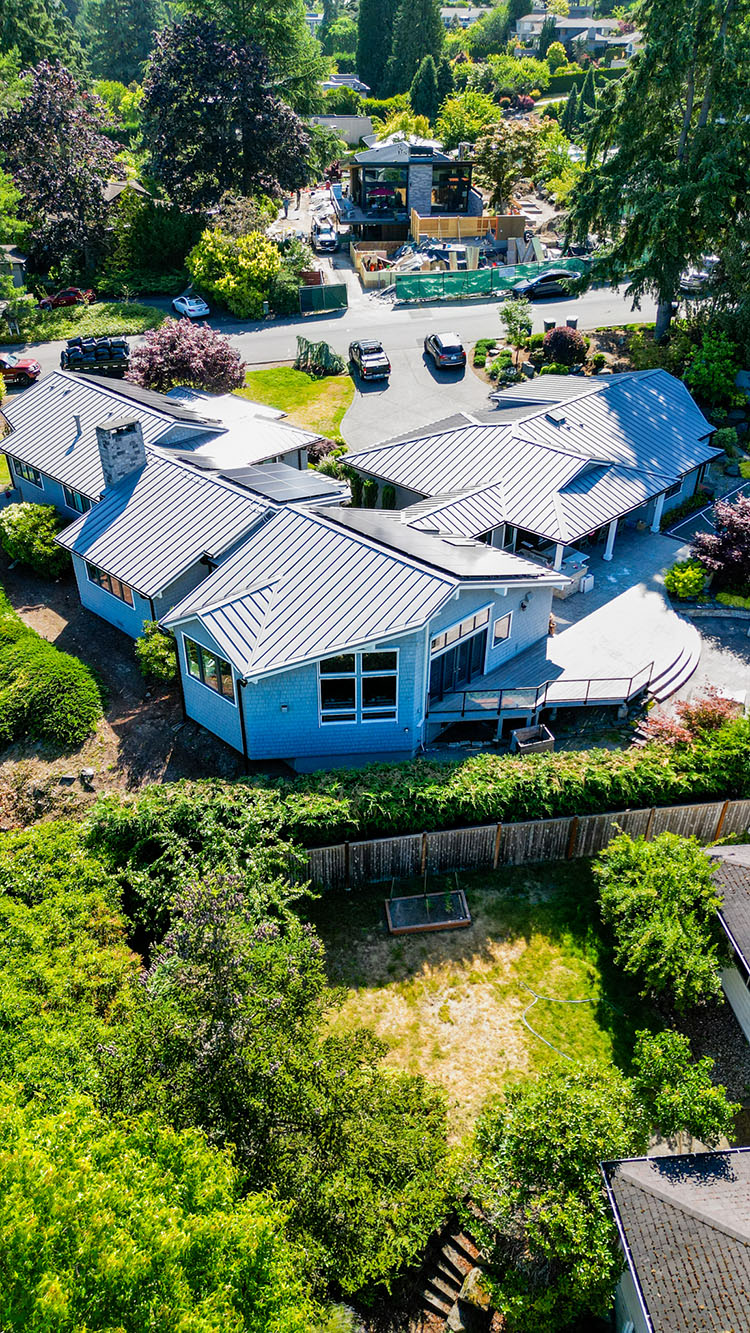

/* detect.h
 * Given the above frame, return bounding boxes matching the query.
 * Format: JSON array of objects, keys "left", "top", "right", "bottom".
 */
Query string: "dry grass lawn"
[{"left": 310, "top": 864, "right": 651, "bottom": 1138}]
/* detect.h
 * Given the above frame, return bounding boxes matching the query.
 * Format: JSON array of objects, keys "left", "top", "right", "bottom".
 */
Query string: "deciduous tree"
[
  {"left": 468, "top": 1065, "right": 648, "bottom": 1333},
  {"left": 568, "top": 0, "right": 750, "bottom": 339},
  {"left": 474, "top": 118, "right": 546, "bottom": 210},
  {"left": 594, "top": 831, "right": 724, "bottom": 1010},
  {"left": 632, "top": 1029, "right": 739, "bottom": 1150},
  {"left": 500, "top": 297, "right": 532, "bottom": 364},
  {"left": 0, "top": 1088, "right": 319, "bottom": 1331},
  {"left": 693, "top": 493, "right": 750, "bottom": 594},
  {"left": 436, "top": 89, "right": 498, "bottom": 149},
  {"left": 127, "top": 318, "right": 246, "bottom": 393},
  {"left": 102, "top": 877, "right": 451, "bottom": 1294},
  {"left": 386, "top": 0, "right": 444, "bottom": 95},
  {"left": 141, "top": 17, "right": 310, "bottom": 210},
  {"left": 1, "top": 61, "right": 122, "bottom": 270}
]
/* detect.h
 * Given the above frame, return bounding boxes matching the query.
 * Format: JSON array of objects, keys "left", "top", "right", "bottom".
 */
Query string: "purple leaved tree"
[
  {"left": 1, "top": 62, "right": 123, "bottom": 272},
  {"left": 692, "top": 494, "right": 750, "bottom": 594},
  {"left": 127, "top": 319, "right": 246, "bottom": 394}
]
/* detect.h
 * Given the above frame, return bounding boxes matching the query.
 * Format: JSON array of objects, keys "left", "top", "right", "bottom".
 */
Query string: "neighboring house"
[
  {"left": 305, "top": 11, "right": 323, "bottom": 34},
  {"left": 320, "top": 73, "right": 371, "bottom": 96},
  {"left": 162, "top": 506, "right": 561, "bottom": 768},
  {"left": 102, "top": 179, "right": 152, "bottom": 207},
  {"left": 602, "top": 1148, "right": 750, "bottom": 1333},
  {"left": 0, "top": 244, "right": 27, "bottom": 289},
  {"left": 705, "top": 843, "right": 750, "bottom": 1043},
  {"left": 310, "top": 114, "right": 374, "bottom": 147},
  {"left": 515, "top": 9, "right": 628, "bottom": 55},
  {"left": 347, "top": 371, "right": 720, "bottom": 570},
  {"left": 440, "top": 6, "right": 485, "bottom": 27},
  {"left": 332, "top": 138, "right": 481, "bottom": 241}
]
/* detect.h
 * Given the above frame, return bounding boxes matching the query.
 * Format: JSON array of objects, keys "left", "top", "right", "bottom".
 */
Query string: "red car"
[
  {"left": 38, "top": 287, "right": 95, "bottom": 311},
  {"left": 0, "top": 352, "right": 42, "bottom": 387}
]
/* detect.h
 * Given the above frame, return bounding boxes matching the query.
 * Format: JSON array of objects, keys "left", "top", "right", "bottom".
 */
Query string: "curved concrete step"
[{"left": 649, "top": 643, "right": 701, "bottom": 703}]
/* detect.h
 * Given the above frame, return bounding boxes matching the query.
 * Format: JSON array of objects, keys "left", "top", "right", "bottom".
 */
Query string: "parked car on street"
[
  {"left": 510, "top": 269, "right": 582, "bottom": 300},
  {"left": 38, "top": 287, "right": 95, "bottom": 310},
  {"left": 172, "top": 294, "right": 211, "bottom": 319},
  {"left": 349, "top": 339, "right": 391, "bottom": 381},
  {"left": 424, "top": 331, "right": 466, "bottom": 370},
  {"left": 311, "top": 221, "right": 338, "bottom": 253},
  {"left": 0, "top": 351, "right": 42, "bottom": 386},
  {"left": 679, "top": 256, "right": 719, "bottom": 295}
]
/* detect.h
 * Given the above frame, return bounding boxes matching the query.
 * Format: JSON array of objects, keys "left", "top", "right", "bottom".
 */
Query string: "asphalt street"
[{"left": 5, "top": 283, "right": 658, "bottom": 448}]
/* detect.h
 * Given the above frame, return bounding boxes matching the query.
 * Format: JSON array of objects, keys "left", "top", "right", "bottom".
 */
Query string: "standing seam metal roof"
[{"left": 56, "top": 449, "right": 269, "bottom": 597}]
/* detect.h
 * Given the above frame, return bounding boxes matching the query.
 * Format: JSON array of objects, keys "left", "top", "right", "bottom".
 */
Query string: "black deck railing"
[{"left": 427, "top": 661, "right": 655, "bottom": 719}]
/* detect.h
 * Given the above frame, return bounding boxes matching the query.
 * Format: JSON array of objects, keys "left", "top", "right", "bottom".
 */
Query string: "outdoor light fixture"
[
  {"left": 520, "top": 596, "right": 530, "bottom": 611},
  {"left": 280, "top": 704, "right": 289, "bottom": 713}
]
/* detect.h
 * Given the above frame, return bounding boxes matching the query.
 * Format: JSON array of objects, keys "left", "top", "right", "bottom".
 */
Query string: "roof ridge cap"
[
  {"left": 297, "top": 505, "right": 459, "bottom": 589},
  {"left": 618, "top": 1161, "right": 750, "bottom": 1247}
]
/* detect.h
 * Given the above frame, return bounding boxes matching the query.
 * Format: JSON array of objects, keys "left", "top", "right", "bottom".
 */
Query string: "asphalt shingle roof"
[
  {"left": 705, "top": 844, "right": 750, "bottom": 970},
  {"left": 602, "top": 1150, "right": 750, "bottom": 1333}
]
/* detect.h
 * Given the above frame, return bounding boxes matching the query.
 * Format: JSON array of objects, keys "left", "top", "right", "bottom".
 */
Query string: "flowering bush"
[
  {"left": 663, "top": 558, "right": 708, "bottom": 600},
  {"left": 127, "top": 319, "right": 245, "bottom": 394},
  {"left": 187, "top": 229, "right": 281, "bottom": 319},
  {"left": 542, "top": 325, "right": 587, "bottom": 365},
  {"left": 0, "top": 504, "right": 70, "bottom": 578}
]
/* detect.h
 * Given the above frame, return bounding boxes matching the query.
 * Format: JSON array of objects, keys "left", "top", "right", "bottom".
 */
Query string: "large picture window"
[
  {"left": 184, "top": 635, "right": 235, "bottom": 702},
  {"left": 361, "top": 166, "right": 408, "bottom": 217},
  {"left": 85, "top": 561, "right": 134, "bottom": 606},
  {"left": 431, "top": 164, "right": 472, "bottom": 214},
  {"left": 319, "top": 650, "right": 398, "bottom": 724}
]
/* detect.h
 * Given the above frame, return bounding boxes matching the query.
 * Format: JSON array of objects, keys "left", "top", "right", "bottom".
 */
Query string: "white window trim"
[
  {"left": 430, "top": 604, "right": 492, "bottom": 659},
  {"left": 318, "top": 649, "right": 399, "bottom": 726},
  {"left": 492, "top": 611, "right": 513, "bottom": 646},
  {"left": 182, "top": 633, "right": 236, "bottom": 705}
]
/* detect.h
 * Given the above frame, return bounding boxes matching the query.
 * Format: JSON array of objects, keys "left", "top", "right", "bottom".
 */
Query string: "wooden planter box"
[
  {"left": 385, "top": 888, "right": 471, "bottom": 935},
  {"left": 510, "top": 724, "right": 555, "bottom": 755}
]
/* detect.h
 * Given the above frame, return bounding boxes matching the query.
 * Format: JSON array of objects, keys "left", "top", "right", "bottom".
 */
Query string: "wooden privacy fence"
[{"left": 304, "top": 798, "right": 750, "bottom": 890}]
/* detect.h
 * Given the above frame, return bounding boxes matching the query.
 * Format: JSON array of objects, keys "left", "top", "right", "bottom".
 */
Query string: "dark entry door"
[{"left": 429, "top": 629, "right": 487, "bottom": 701}]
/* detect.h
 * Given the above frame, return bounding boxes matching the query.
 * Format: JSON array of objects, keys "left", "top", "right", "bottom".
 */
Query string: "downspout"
[{"left": 236, "top": 678, "right": 250, "bottom": 774}]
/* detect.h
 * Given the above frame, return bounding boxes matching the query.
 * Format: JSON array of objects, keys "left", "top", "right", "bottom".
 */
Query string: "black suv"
[{"left": 349, "top": 339, "right": 391, "bottom": 381}]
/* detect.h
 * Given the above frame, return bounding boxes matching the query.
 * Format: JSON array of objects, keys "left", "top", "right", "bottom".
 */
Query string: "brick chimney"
[{"left": 95, "top": 417, "right": 146, "bottom": 489}]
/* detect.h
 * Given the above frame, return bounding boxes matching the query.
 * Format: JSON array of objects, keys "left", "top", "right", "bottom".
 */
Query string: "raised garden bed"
[
  {"left": 511, "top": 723, "right": 555, "bottom": 754},
  {"left": 385, "top": 888, "right": 471, "bottom": 935}
]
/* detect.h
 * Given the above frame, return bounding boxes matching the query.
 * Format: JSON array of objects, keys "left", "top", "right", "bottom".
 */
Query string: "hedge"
[
  {"left": 0, "top": 587, "right": 102, "bottom": 748},
  {"left": 546, "top": 67, "right": 625, "bottom": 96},
  {"left": 85, "top": 720, "right": 750, "bottom": 859}
]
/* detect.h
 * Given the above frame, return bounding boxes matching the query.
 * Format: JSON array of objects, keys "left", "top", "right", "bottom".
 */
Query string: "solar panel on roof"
[{"left": 219, "top": 462, "right": 343, "bottom": 502}]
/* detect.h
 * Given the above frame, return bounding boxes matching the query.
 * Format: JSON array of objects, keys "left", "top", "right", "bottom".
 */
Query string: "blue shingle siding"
[
  {"left": 176, "top": 622, "right": 244, "bottom": 754},
  {"left": 72, "top": 553, "right": 153, "bottom": 639}
]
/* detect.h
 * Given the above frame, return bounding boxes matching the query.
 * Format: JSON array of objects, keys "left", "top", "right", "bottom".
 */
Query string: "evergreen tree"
[
  {"left": 579, "top": 65, "right": 596, "bottom": 112},
  {"left": 80, "top": 0, "right": 166, "bottom": 85},
  {"left": 561, "top": 84, "right": 577, "bottom": 134},
  {"left": 436, "top": 54, "right": 455, "bottom": 106},
  {"left": 385, "top": 0, "right": 444, "bottom": 95},
  {"left": 0, "top": 0, "right": 86, "bottom": 73},
  {"left": 538, "top": 14, "right": 557, "bottom": 58},
  {"left": 180, "top": 0, "right": 325, "bottom": 112},
  {"left": 410, "top": 54, "right": 439, "bottom": 123},
  {"left": 356, "top": 0, "right": 399, "bottom": 97}
]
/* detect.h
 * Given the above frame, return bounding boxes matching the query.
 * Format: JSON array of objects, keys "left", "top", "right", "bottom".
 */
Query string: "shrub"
[
  {"left": 186, "top": 229, "right": 281, "bottom": 319},
  {"left": 526, "top": 332, "right": 545, "bottom": 351},
  {"left": 382, "top": 484, "right": 396, "bottom": 509},
  {"left": 0, "top": 503, "right": 70, "bottom": 578},
  {"left": 473, "top": 336, "right": 496, "bottom": 367},
  {"left": 659, "top": 489, "right": 707, "bottom": 530},
  {"left": 0, "top": 588, "right": 102, "bottom": 748},
  {"left": 594, "top": 831, "right": 724, "bottom": 1010},
  {"left": 539, "top": 362, "right": 569, "bottom": 375},
  {"left": 692, "top": 494, "right": 750, "bottom": 593},
  {"left": 294, "top": 337, "right": 346, "bottom": 378},
  {"left": 542, "top": 324, "right": 587, "bottom": 366},
  {"left": 684, "top": 331, "right": 742, "bottom": 408},
  {"left": 488, "top": 348, "right": 514, "bottom": 379},
  {"left": 592, "top": 351, "right": 607, "bottom": 371},
  {"left": 362, "top": 478, "right": 378, "bottom": 508},
  {"left": 127, "top": 320, "right": 245, "bottom": 394},
  {"left": 268, "top": 267, "right": 301, "bottom": 317},
  {"left": 134, "top": 621, "right": 177, "bottom": 682},
  {"left": 717, "top": 590, "right": 750, "bottom": 609},
  {"left": 712, "top": 426, "right": 740, "bottom": 456},
  {"left": 639, "top": 687, "right": 742, "bottom": 746},
  {"left": 663, "top": 558, "right": 707, "bottom": 600}
]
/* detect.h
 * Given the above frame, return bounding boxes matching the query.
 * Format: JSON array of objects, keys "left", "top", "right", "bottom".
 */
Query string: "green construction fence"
[
  {"left": 299, "top": 283, "right": 348, "bottom": 314},
  {"left": 394, "top": 260, "right": 586, "bottom": 304}
]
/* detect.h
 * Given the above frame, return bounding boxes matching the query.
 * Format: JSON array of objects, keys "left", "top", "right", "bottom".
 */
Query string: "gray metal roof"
[
  {"left": 353, "top": 140, "right": 453, "bottom": 165},
  {"left": 56, "top": 449, "right": 269, "bottom": 597},
  {"left": 164, "top": 506, "right": 459, "bottom": 677},
  {"left": 215, "top": 461, "right": 349, "bottom": 506},
  {"left": 353, "top": 371, "right": 719, "bottom": 544},
  {"left": 0, "top": 372, "right": 213, "bottom": 498},
  {"left": 602, "top": 1150, "right": 750, "bottom": 1333},
  {"left": 325, "top": 507, "right": 560, "bottom": 581}
]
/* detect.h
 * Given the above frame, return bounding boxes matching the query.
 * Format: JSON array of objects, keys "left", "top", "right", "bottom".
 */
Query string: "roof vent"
[{"left": 545, "top": 410, "right": 567, "bottom": 426}]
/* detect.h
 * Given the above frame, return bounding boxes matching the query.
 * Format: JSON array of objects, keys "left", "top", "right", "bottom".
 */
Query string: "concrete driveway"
[{"left": 343, "top": 346, "right": 494, "bottom": 450}]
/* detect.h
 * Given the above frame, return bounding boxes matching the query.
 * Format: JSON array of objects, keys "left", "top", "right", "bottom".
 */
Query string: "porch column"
[
  {"left": 602, "top": 518, "right": 617, "bottom": 562},
  {"left": 650, "top": 491, "right": 666, "bottom": 533},
  {"left": 553, "top": 542, "right": 565, "bottom": 572}
]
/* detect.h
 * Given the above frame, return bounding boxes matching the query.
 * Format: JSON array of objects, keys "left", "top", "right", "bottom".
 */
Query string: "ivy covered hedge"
[
  {"left": 0, "top": 587, "right": 102, "bottom": 748},
  {"left": 81, "top": 720, "right": 750, "bottom": 864}
]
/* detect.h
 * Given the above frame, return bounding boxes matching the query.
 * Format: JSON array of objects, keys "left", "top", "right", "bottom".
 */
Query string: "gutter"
[{"left": 599, "top": 1163, "right": 656, "bottom": 1333}]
